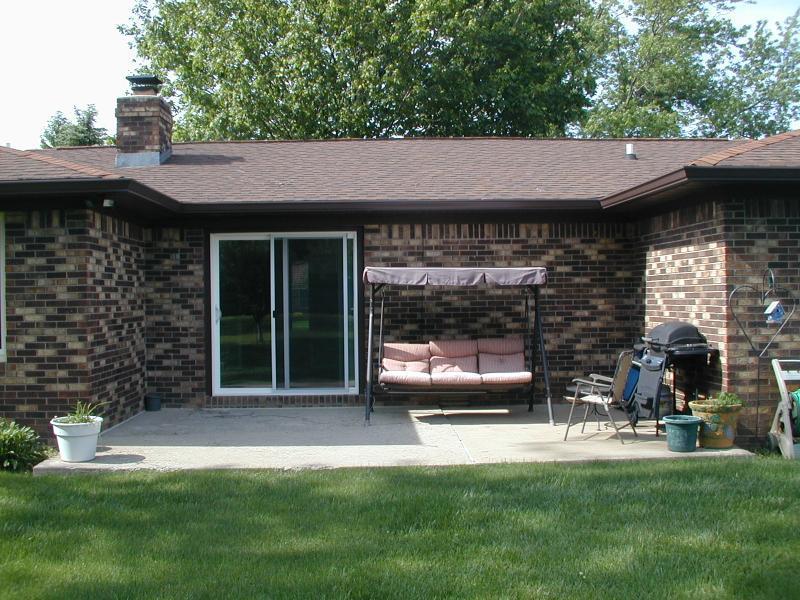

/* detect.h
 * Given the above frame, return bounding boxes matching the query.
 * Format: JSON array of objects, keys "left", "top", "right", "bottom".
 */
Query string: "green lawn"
[{"left": 1, "top": 458, "right": 798, "bottom": 599}]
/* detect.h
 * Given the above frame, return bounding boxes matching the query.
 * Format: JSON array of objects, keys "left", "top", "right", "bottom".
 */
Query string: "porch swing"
[{"left": 363, "top": 266, "right": 554, "bottom": 424}]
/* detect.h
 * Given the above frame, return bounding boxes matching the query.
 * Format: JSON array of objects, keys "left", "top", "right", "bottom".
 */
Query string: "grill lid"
[{"left": 644, "top": 321, "right": 707, "bottom": 348}]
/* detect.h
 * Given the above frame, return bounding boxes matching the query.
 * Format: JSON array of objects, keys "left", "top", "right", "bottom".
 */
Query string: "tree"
[
  {"left": 40, "top": 105, "right": 110, "bottom": 148},
  {"left": 582, "top": 1, "right": 800, "bottom": 138},
  {"left": 706, "top": 13, "right": 800, "bottom": 138},
  {"left": 122, "top": 0, "right": 598, "bottom": 140}
]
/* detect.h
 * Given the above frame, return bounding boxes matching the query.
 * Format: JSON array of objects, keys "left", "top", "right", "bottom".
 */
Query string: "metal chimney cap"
[{"left": 126, "top": 74, "right": 163, "bottom": 95}]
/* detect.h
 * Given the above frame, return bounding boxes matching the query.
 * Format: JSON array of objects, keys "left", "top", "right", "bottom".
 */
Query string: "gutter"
[
  {"left": 600, "top": 169, "right": 688, "bottom": 209},
  {"left": 180, "top": 198, "right": 603, "bottom": 215}
]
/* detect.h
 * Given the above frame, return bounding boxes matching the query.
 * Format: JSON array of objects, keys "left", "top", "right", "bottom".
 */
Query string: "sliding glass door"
[{"left": 211, "top": 232, "right": 358, "bottom": 395}]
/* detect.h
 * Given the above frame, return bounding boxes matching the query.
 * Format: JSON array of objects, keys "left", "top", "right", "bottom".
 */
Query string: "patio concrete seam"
[{"left": 442, "top": 407, "right": 476, "bottom": 464}]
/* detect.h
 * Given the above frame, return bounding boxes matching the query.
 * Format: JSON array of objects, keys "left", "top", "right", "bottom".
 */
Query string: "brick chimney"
[{"left": 115, "top": 75, "right": 173, "bottom": 168}]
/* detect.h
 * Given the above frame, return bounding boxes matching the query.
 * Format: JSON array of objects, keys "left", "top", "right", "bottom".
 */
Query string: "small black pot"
[{"left": 144, "top": 394, "right": 162, "bottom": 412}]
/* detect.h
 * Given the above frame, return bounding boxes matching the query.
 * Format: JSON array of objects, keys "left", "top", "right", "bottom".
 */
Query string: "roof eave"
[
  {"left": 0, "top": 178, "right": 182, "bottom": 219},
  {"left": 601, "top": 165, "right": 800, "bottom": 211},
  {"left": 683, "top": 165, "right": 800, "bottom": 182},
  {"left": 179, "top": 198, "right": 603, "bottom": 215},
  {"left": 600, "top": 169, "right": 688, "bottom": 210}
]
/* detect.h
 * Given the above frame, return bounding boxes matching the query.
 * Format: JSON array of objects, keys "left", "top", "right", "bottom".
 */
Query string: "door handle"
[{"left": 215, "top": 305, "right": 222, "bottom": 323}]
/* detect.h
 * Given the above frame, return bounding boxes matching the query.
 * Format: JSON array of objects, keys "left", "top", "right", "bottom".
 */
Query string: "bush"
[{"left": 0, "top": 418, "right": 49, "bottom": 472}]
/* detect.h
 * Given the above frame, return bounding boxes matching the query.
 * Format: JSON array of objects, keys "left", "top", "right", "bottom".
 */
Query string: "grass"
[{"left": 1, "top": 458, "right": 798, "bottom": 599}]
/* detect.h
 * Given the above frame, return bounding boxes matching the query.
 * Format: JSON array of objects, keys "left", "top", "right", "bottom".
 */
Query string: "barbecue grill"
[
  {"left": 633, "top": 321, "right": 716, "bottom": 431},
  {"left": 642, "top": 321, "right": 713, "bottom": 360}
]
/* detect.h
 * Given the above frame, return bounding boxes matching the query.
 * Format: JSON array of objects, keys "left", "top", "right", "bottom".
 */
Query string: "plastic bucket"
[
  {"left": 662, "top": 415, "right": 702, "bottom": 452},
  {"left": 145, "top": 394, "right": 162, "bottom": 412}
]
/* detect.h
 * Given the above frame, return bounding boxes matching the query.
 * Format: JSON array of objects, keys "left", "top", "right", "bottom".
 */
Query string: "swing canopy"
[{"left": 363, "top": 266, "right": 547, "bottom": 287}]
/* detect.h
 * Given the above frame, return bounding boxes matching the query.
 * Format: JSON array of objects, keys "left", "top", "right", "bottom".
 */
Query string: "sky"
[{"left": 0, "top": 0, "right": 797, "bottom": 150}]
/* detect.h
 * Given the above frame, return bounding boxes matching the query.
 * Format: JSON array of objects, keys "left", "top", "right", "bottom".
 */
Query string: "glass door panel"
[
  {"left": 218, "top": 239, "right": 272, "bottom": 388},
  {"left": 286, "top": 238, "right": 345, "bottom": 388}
]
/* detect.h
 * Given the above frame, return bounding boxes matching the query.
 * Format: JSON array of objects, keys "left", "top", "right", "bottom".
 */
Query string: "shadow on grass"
[{"left": 1, "top": 459, "right": 798, "bottom": 599}]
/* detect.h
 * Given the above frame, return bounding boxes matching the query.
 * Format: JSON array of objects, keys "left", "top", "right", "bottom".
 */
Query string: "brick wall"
[
  {"left": 639, "top": 192, "right": 800, "bottom": 445},
  {"left": 0, "top": 210, "right": 92, "bottom": 433},
  {"left": 722, "top": 193, "right": 800, "bottom": 444},
  {"left": 85, "top": 212, "right": 147, "bottom": 426},
  {"left": 144, "top": 227, "right": 206, "bottom": 406},
  {"left": 363, "top": 222, "right": 645, "bottom": 400},
  {"left": 639, "top": 199, "right": 728, "bottom": 406},
  {"left": 0, "top": 209, "right": 148, "bottom": 434},
  {"left": 3, "top": 198, "right": 797, "bottom": 445}
]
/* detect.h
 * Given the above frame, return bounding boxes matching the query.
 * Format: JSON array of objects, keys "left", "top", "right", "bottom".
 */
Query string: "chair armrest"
[
  {"left": 571, "top": 378, "right": 612, "bottom": 396},
  {"left": 589, "top": 375, "right": 613, "bottom": 385},
  {"left": 572, "top": 377, "right": 611, "bottom": 388}
]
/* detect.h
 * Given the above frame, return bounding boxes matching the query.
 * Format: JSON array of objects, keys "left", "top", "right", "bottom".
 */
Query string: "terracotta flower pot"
[{"left": 688, "top": 401, "right": 742, "bottom": 449}]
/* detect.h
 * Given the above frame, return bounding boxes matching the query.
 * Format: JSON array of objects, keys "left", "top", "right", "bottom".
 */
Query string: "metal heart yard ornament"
[{"left": 728, "top": 271, "right": 796, "bottom": 358}]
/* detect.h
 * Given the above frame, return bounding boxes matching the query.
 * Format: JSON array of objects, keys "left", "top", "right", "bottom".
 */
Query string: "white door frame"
[{"left": 210, "top": 231, "right": 359, "bottom": 397}]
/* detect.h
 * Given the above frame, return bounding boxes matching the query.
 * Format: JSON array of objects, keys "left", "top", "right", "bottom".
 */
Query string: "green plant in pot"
[
  {"left": 50, "top": 401, "right": 104, "bottom": 462},
  {"left": 688, "top": 392, "right": 744, "bottom": 449}
]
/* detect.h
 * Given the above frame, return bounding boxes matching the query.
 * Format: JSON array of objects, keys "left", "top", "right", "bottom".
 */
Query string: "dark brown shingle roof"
[
  {"left": 0, "top": 146, "right": 119, "bottom": 180},
  {"left": 3, "top": 133, "right": 798, "bottom": 210},
  {"left": 691, "top": 129, "right": 800, "bottom": 167},
  {"left": 28, "top": 137, "right": 741, "bottom": 204}
]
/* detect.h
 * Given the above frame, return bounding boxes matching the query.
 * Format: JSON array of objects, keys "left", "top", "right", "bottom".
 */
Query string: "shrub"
[
  {"left": 0, "top": 418, "right": 49, "bottom": 472},
  {"left": 714, "top": 392, "right": 745, "bottom": 407}
]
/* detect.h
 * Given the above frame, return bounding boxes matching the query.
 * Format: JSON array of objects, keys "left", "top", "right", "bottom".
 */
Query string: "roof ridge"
[
  {"left": 690, "top": 130, "right": 800, "bottom": 167},
  {"left": 3, "top": 146, "right": 119, "bottom": 179},
  {"left": 167, "top": 136, "right": 739, "bottom": 146}
]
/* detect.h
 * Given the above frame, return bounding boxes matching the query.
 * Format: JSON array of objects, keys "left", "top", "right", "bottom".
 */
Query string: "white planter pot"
[{"left": 50, "top": 416, "right": 103, "bottom": 462}]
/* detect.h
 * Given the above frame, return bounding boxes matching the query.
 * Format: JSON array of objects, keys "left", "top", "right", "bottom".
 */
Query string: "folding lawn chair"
[{"left": 564, "top": 350, "right": 639, "bottom": 444}]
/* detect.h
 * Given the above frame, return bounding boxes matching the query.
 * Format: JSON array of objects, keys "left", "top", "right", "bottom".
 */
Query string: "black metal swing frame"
[{"left": 362, "top": 266, "right": 554, "bottom": 425}]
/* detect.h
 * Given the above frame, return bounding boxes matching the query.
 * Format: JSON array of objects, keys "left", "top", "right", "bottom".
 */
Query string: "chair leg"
[
  {"left": 604, "top": 404, "right": 625, "bottom": 445},
  {"left": 564, "top": 396, "right": 579, "bottom": 441},
  {"left": 594, "top": 406, "right": 602, "bottom": 431},
  {"left": 629, "top": 415, "right": 638, "bottom": 437},
  {"left": 580, "top": 402, "right": 591, "bottom": 434}
]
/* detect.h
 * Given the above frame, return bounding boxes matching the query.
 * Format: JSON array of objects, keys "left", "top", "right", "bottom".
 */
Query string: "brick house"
[{"left": 1, "top": 80, "right": 798, "bottom": 445}]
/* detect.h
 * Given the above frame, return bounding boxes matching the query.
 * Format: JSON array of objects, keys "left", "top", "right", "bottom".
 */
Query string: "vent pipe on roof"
[{"left": 625, "top": 143, "right": 637, "bottom": 160}]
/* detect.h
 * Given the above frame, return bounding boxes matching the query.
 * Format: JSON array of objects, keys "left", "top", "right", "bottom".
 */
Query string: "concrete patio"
[{"left": 34, "top": 404, "right": 752, "bottom": 474}]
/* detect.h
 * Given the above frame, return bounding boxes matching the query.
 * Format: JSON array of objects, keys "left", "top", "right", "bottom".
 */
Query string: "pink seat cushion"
[
  {"left": 429, "top": 340, "right": 478, "bottom": 358},
  {"left": 382, "top": 357, "right": 430, "bottom": 373},
  {"left": 379, "top": 370, "right": 431, "bottom": 386},
  {"left": 430, "top": 355, "right": 478, "bottom": 374},
  {"left": 479, "top": 352, "right": 525, "bottom": 374},
  {"left": 477, "top": 337, "right": 524, "bottom": 355},
  {"left": 431, "top": 372, "right": 483, "bottom": 386},
  {"left": 481, "top": 372, "right": 532, "bottom": 385},
  {"left": 383, "top": 343, "right": 431, "bottom": 361}
]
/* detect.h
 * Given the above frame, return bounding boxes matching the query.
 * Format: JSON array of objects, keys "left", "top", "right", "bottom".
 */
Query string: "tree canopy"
[
  {"left": 122, "top": 0, "right": 598, "bottom": 140},
  {"left": 584, "top": 0, "right": 800, "bottom": 138},
  {"left": 40, "top": 105, "right": 111, "bottom": 148},
  {"left": 123, "top": 0, "right": 799, "bottom": 140}
]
